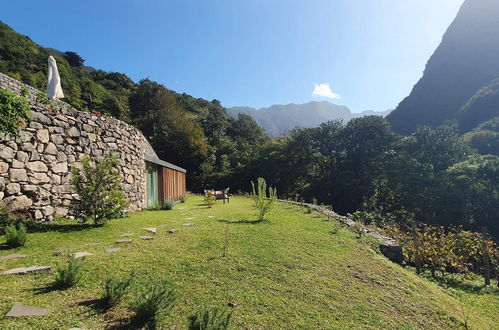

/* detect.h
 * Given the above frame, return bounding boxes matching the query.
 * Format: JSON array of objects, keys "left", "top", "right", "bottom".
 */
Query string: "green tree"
[{"left": 70, "top": 154, "right": 128, "bottom": 226}]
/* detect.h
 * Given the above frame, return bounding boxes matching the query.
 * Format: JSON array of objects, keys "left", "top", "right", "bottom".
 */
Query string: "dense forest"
[{"left": 1, "top": 20, "right": 498, "bottom": 239}]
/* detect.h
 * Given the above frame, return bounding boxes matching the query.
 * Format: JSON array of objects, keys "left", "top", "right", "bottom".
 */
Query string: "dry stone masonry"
[{"left": 0, "top": 72, "right": 157, "bottom": 220}]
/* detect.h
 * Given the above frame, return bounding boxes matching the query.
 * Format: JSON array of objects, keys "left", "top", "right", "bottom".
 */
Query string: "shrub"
[
  {"left": 251, "top": 177, "right": 277, "bottom": 221},
  {"left": 179, "top": 194, "right": 187, "bottom": 203},
  {"left": 130, "top": 278, "right": 176, "bottom": 326},
  {"left": 53, "top": 258, "right": 84, "bottom": 289},
  {"left": 4, "top": 223, "right": 27, "bottom": 248},
  {"left": 0, "top": 207, "right": 31, "bottom": 234},
  {"left": 188, "top": 307, "right": 233, "bottom": 330},
  {"left": 204, "top": 193, "right": 216, "bottom": 208},
  {"left": 0, "top": 88, "right": 30, "bottom": 135},
  {"left": 70, "top": 154, "right": 128, "bottom": 226},
  {"left": 162, "top": 199, "right": 175, "bottom": 210},
  {"left": 102, "top": 273, "right": 134, "bottom": 308}
]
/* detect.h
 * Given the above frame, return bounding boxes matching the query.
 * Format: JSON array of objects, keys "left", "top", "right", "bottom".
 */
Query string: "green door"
[{"left": 146, "top": 163, "right": 158, "bottom": 207}]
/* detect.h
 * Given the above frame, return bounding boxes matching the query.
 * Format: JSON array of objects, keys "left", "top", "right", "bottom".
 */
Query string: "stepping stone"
[
  {"left": 168, "top": 229, "right": 179, "bottom": 234},
  {"left": 184, "top": 217, "right": 195, "bottom": 220},
  {"left": 119, "top": 233, "right": 134, "bottom": 237},
  {"left": 73, "top": 252, "right": 93, "bottom": 259},
  {"left": 3, "top": 266, "right": 51, "bottom": 275},
  {"left": 143, "top": 227, "right": 157, "bottom": 234},
  {"left": 115, "top": 239, "right": 132, "bottom": 244},
  {"left": 139, "top": 236, "right": 154, "bottom": 240},
  {"left": 0, "top": 253, "right": 27, "bottom": 261},
  {"left": 53, "top": 248, "right": 73, "bottom": 256},
  {"left": 6, "top": 303, "right": 48, "bottom": 317},
  {"left": 183, "top": 223, "right": 195, "bottom": 227},
  {"left": 85, "top": 242, "right": 101, "bottom": 246},
  {"left": 207, "top": 216, "right": 215, "bottom": 218},
  {"left": 105, "top": 248, "right": 120, "bottom": 254}
]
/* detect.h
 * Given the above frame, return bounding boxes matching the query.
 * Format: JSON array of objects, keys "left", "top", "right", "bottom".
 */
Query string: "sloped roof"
[{"left": 145, "top": 155, "right": 186, "bottom": 173}]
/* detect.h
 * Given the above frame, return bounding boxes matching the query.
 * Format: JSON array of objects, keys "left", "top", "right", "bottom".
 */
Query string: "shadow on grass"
[
  {"left": 27, "top": 223, "right": 97, "bottom": 234},
  {"left": 0, "top": 244, "right": 15, "bottom": 250},
  {"left": 218, "top": 219, "right": 265, "bottom": 225},
  {"left": 420, "top": 272, "right": 499, "bottom": 294},
  {"left": 107, "top": 315, "right": 151, "bottom": 330},
  {"left": 32, "top": 283, "right": 73, "bottom": 295},
  {"left": 76, "top": 298, "right": 110, "bottom": 314}
]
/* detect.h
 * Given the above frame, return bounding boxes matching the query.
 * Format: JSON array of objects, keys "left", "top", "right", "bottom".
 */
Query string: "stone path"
[
  {"left": 115, "top": 239, "right": 132, "bottom": 244},
  {"left": 0, "top": 253, "right": 27, "bottom": 261},
  {"left": 53, "top": 248, "right": 72, "bottom": 256},
  {"left": 168, "top": 229, "right": 179, "bottom": 234},
  {"left": 139, "top": 236, "right": 154, "bottom": 240},
  {"left": 6, "top": 303, "right": 48, "bottom": 317},
  {"left": 143, "top": 227, "right": 157, "bottom": 234},
  {"left": 3, "top": 266, "right": 51, "bottom": 275},
  {"left": 73, "top": 252, "right": 93, "bottom": 259},
  {"left": 119, "top": 233, "right": 134, "bottom": 237},
  {"left": 105, "top": 248, "right": 120, "bottom": 254},
  {"left": 183, "top": 223, "right": 195, "bottom": 227}
]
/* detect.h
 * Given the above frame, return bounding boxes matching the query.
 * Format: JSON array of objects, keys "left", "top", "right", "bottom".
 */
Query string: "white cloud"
[{"left": 312, "top": 82, "right": 341, "bottom": 99}]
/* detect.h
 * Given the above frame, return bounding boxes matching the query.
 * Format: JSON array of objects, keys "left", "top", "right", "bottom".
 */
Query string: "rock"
[
  {"left": 16, "top": 151, "right": 29, "bottom": 162},
  {"left": 26, "top": 161, "right": 48, "bottom": 172},
  {"left": 0, "top": 162, "right": 8, "bottom": 173},
  {"left": 139, "top": 236, "right": 154, "bottom": 240},
  {"left": 0, "top": 146, "right": 14, "bottom": 160},
  {"left": 105, "top": 248, "right": 120, "bottom": 254},
  {"left": 5, "top": 183, "right": 20, "bottom": 195},
  {"left": 9, "top": 169, "right": 28, "bottom": 182},
  {"left": 0, "top": 253, "right": 27, "bottom": 261},
  {"left": 2, "top": 266, "right": 51, "bottom": 275},
  {"left": 168, "top": 229, "right": 179, "bottom": 234},
  {"left": 30, "top": 111, "right": 52, "bottom": 125},
  {"left": 0, "top": 177, "right": 5, "bottom": 190},
  {"left": 44, "top": 143, "right": 58, "bottom": 155},
  {"left": 73, "top": 252, "right": 93, "bottom": 258},
  {"left": 53, "top": 248, "right": 73, "bottom": 256},
  {"left": 50, "top": 134, "right": 64, "bottom": 145},
  {"left": 29, "top": 150, "right": 39, "bottom": 161},
  {"left": 34, "top": 209, "right": 43, "bottom": 219},
  {"left": 82, "top": 124, "right": 93, "bottom": 132},
  {"left": 0, "top": 195, "right": 32, "bottom": 210},
  {"left": 6, "top": 303, "right": 48, "bottom": 317},
  {"left": 21, "top": 142, "right": 35, "bottom": 152},
  {"left": 52, "top": 162, "right": 68, "bottom": 173},
  {"left": 11, "top": 159, "right": 25, "bottom": 168},
  {"left": 119, "top": 233, "right": 134, "bottom": 237},
  {"left": 183, "top": 223, "right": 195, "bottom": 227},
  {"left": 42, "top": 205, "right": 54, "bottom": 216},
  {"left": 115, "top": 239, "right": 132, "bottom": 244},
  {"left": 30, "top": 172, "right": 50, "bottom": 184},
  {"left": 143, "top": 227, "right": 157, "bottom": 234},
  {"left": 35, "top": 130, "right": 50, "bottom": 143},
  {"left": 54, "top": 207, "right": 68, "bottom": 217},
  {"left": 66, "top": 127, "right": 80, "bottom": 137}
]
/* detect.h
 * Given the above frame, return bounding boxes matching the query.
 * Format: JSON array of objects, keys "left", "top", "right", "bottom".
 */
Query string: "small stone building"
[{"left": 0, "top": 72, "right": 186, "bottom": 220}]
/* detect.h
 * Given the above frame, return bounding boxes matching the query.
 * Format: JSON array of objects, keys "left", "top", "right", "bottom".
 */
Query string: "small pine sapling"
[{"left": 251, "top": 177, "right": 277, "bottom": 221}]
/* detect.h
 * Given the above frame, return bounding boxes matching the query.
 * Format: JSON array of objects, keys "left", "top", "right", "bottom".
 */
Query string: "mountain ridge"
[
  {"left": 387, "top": 0, "right": 499, "bottom": 134},
  {"left": 227, "top": 101, "right": 392, "bottom": 136}
]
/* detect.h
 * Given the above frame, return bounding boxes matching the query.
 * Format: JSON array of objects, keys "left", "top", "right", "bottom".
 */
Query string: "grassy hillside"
[{"left": 0, "top": 196, "right": 497, "bottom": 329}]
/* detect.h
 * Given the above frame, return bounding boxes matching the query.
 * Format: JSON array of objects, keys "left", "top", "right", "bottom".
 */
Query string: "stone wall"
[{"left": 0, "top": 72, "right": 156, "bottom": 219}]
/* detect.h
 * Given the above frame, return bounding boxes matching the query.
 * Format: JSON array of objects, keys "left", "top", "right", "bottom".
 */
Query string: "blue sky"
[{"left": 2, "top": 0, "right": 463, "bottom": 112}]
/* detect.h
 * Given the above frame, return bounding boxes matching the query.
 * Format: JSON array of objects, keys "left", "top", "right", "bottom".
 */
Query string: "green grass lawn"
[{"left": 0, "top": 196, "right": 497, "bottom": 329}]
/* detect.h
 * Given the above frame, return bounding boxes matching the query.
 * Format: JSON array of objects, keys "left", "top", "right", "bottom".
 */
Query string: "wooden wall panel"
[{"left": 161, "top": 167, "right": 186, "bottom": 201}]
